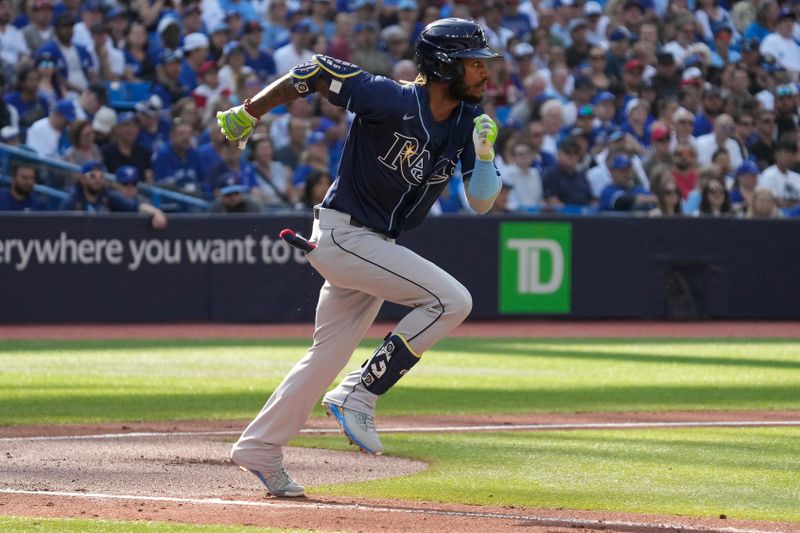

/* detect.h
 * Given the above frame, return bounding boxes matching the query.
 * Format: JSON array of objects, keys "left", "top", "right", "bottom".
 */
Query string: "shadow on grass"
[
  {"left": 437, "top": 341, "right": 800, "bottom": 370},
  {"left": 2, "top": 383, "right": 799, "bottom": 426}
]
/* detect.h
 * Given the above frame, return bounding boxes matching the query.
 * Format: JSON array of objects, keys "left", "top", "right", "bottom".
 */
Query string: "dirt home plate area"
[{"left": 2, "top": 321, "right": 800, "bottom": 532}]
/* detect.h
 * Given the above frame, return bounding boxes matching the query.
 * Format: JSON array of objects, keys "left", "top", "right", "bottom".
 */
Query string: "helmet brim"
[{"left": 449, "top": 47, "right": 502, "bottom": 59}]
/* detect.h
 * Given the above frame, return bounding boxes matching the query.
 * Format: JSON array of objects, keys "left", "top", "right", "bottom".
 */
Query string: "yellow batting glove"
[
  {"left": 473, "top": 114, "right": 498, "bottom": 161},
  {"left": 216, "top": 105, "right": 257, "bottom": 146}
]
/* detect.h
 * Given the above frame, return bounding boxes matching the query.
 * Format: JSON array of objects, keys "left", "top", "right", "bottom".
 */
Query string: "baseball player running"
[{"left": 216, "top": 18, "right": 502, "bottom": 497}]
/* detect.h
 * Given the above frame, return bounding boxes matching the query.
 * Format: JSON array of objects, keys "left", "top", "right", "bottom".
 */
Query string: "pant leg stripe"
[{"left": 330, "top": 229, "right": 443, "bottom": 343}]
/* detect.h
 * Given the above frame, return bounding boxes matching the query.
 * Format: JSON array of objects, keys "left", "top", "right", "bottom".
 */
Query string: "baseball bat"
[{"left": 279, "top": 229, "right": 316, "bottom": 253}]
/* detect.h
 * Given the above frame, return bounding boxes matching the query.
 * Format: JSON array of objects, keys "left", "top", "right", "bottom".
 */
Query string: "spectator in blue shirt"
[
  {"left": 152, "top": 120, "right": 204, "bottom": 196},
  {"left": 4, "top": 67, "right": 48, "bottom": 134},
  {"left": 240, "top": 20, "right": 277, "bottom": 82},
  {"left": 60, "top": 161, "right": 167, "bottom": 229},
  {"left": 543, "top": 136, "right": 595, "bottom": 207},
  {"left": 152, "top": 48, "right": 189, "bottom": 108},
  {"left": 37, "top": 13, "right": 94, "bottom": 96},
  {"left": 599, "top": 154, "right": 657, "bottom": 211},
  {"left": 179, "top": 33, "right": 210, "bottom": 93},
  {"left": 0, "top": 163, "right": 47, "bottom": 211}
]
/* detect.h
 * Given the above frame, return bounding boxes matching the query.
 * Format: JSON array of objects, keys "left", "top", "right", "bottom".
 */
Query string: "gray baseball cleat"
[
  {"left": 240, "top": 466, "right": 305, "bottom": 497},
  {"left": 322, "top": 402, "right": 384, "bottom": 455}
]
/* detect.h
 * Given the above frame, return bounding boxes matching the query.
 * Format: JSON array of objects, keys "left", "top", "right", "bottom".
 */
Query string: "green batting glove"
[
  {"left": 472, "top": 113, "right": 498, "bottom": 161},
  {"left": 216, "top": 105, "right": 257, "bottom": 143}
]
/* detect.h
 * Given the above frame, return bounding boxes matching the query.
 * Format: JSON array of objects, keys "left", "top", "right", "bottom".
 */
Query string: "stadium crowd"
[{"left": 0, "top": 0, "right": 799, "bottom": 219}]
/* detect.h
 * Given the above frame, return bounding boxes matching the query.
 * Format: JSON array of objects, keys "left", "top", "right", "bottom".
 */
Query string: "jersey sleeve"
[{"left": 290, "top": 54, "right": 400, "bottom": 118}]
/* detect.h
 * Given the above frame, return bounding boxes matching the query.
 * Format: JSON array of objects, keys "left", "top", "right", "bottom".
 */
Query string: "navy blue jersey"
[{"left": 318, "top": 71, "right": 486, "bottom": 237}]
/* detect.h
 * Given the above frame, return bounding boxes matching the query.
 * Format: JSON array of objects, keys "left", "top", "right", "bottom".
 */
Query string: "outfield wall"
[{"left": 1, "top": 213, "right": 798, "bottom": 322}]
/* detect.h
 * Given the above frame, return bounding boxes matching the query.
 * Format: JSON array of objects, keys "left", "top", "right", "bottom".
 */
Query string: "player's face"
[{"left": 447, "top": 59, "right": 489, "bottom": 104}]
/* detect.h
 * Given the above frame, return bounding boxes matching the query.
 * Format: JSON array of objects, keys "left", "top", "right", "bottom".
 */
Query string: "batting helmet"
[{"left": 415, "top": 18, "right": 501, "bottom": 82}]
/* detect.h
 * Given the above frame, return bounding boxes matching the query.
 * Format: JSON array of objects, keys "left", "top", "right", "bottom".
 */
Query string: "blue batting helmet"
[{"left": 414, "top": 18, "right": 501, "bottom": 82}]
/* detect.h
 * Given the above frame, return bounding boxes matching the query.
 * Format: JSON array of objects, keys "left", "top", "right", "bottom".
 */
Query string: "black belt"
[
  {"left": 314, "top": 207, "right": 389, "bottom": 237},
  {"left": 314, "top": 207, "right": 367, "bottom": 229}
]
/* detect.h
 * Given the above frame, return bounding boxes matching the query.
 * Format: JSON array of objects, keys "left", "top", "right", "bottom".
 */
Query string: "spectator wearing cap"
[
  {"left": 218, "top": 41, "right": 255, "bottom": 98},
  {"left": 588, "top": 129, "right": 650, "bottom": 195},
  {"left": 114, "top": 165, "right": 148, "bottom": 202},
  {"left": 649, "top": 51, "right": 681, "bottom": 100},
  {"left": 566, "top": 18, "right": 591, "bottom": 69},
  {"left": 773, "top": 84, "right": 800, "bottom": 138},
  {"left": 758, "top": 136, "right": 800, "bottom": 208},
  {"left": 591, "top": 91, "right": 617, "bottom": 134},
  {"left": 605, "top": 26, "right": 633, "bottom": 80},
  {"left": 148, "top": 16, "right": 181, "bottom": 67},
  {"left": 133, "top": 95, "right": 169, "bottom": 153},
  {"left": 181, "top": 3, "right": 206, "bottom": 36},
  {"left": 729, "top": 160, "right": 760, "bottom": 213},
  {"left": 104, "top": 7, "right": 128, "bottom": 47},
  {"left": 222, "top": 10, "right": 246, "bottom": 39},
  {"left": 152, "top": 119, "right": 204, "bottom": 195},
  {"left": 692, "top": 86, "right": 725, "bottom": 137},
  {"left": 22, "top": 0, "right": 54, "bottom": 53},
  {"left": 562, "top": 76, "right": 596, "bottom": 126},
  {"left": 503, "top": 141, "right": 543, "bottom": 210},
  {"left": 62, "top": 119, "right": 102, "bottom": 166},
  {"left": 102, "top": 111, "right": 153, "bottom": 182},
  {"left": 60, "top": 160, "right": 168, "bottom": 229},
  {"left": 583, "top": 1, "right": 609, "bottom": 47},
  {"left": 599, "top": 152, "right": 656, "bottom": 211},
  {"left": 37, "top": 13, "right": 94, "bottom": 95},
  {"left": 621, "top": 0, "right": 645, "bottom": 35},
  {"left": 153, "top": 48, "right": 189, "bottom": 108},
  {"left": 0, "top": 124, "right": 20, "bottom": 146},
  {"left": 396, "top": 0, "right": 423, "bottom": 46},
  {"left": 4, "top": 68, "right": 42, "bottom": 134},
  {"left": 709, "top": 24, "right": 741, "bottom": 69},
  {"left": 208, "top": 138, "right": 260, "bottom": 198},
  {"left": 548, "top": 0, "right": 575, "bottom": 48},
  {"left": 644, "top": 123, "right": 674, "bottom": 177},
  {"left": 0, "top": 162, "right": 47, "bottom": 211},
  {"left": 351, "top": 21, "right": 392, "bottom": 77},
  {"left": 622, "top": 97, "right": 653, "bottom": 149},
  {"left": 696, "top": 113, "right": 744, "bottom": 169},
  {"left": 34, "top": 53, "right": 63, "bottom": 107},
  {"left": 179, "top": 33, "right": 210, "bottom": 93},
  {"left": 26, "top": 97, "right": 74, "bottom": 157},
  {"left": 211, "top": 173, "right": 262, "bottom": 213},
  {"left": 192, "top": 60, "right": 231, "bottom": 112},
  {"left": 0, "top": 0, "right": 31, "bottom": 66},
  {"left": 240, "top": 20, "right": 277, "bottom": 82},
  {"left": 759, "top": 8, "right": 800, "bottom": 76},
  {"left": 121, "top": 21, "right": 156, "bottom": 82},
  {"left": 292, "top": 131, "right": 333, "bottom": 188},
  {"left": 542, "top": 136, "right": 595, "bottom": 207},
  {"left": 273, "top": 21, "right": 314, "bottom": 75},
  {"left": 90, "top": 105, "right": 116, "bottom": 144}
]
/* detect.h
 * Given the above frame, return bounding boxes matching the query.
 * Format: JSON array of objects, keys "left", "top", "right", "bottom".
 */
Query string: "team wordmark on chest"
[{"left": 378, "top": 133, "right": 456, "bottom": 186}]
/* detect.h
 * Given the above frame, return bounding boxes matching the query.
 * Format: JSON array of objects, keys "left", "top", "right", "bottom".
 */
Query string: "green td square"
[{"left": 499, "top": 222, "right": 572, "bottom": 314}]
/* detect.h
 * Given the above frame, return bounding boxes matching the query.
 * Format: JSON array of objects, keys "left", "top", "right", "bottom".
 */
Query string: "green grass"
[
  {"left": 1, "top": 338, "right": 798, "bottom": 425},
  {"left": 0, "top": 516, "right": 309, "bottom": 532},
  {"left": 294, "top": 426, "right": 800, "bottom": 522}
]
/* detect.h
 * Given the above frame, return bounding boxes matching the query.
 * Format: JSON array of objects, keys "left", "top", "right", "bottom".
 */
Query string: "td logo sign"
[{"left": 499, "top": 222, "right": 572, "bottom": 313}]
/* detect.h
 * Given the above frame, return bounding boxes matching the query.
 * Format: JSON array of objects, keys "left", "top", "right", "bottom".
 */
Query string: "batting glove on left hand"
[
  {"left": 472, "top": 114, "right": 498, "bottom": 162},
  {"left": 217, "top": 105, "right": 257, "bottom": 145}
]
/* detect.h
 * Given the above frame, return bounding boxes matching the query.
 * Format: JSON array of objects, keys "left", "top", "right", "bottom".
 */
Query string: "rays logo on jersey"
[{"left": 379, "top": 132, "right": 454, "bottom": 186}]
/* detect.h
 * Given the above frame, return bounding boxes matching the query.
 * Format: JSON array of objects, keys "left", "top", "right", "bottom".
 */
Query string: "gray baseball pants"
[{"left": 231, "top": 207, "right": 472, "bottom": 472}]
